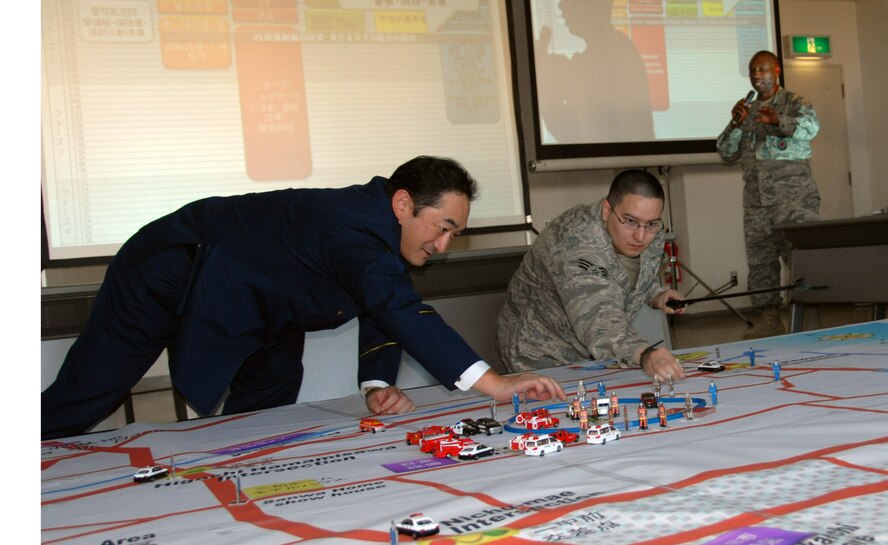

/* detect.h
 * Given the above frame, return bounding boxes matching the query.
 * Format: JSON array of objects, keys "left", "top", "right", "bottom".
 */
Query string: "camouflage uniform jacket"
[
  {"left": 496, "top": 199, "right": 667, "bottom": 373},
  {"left": 716, "top": 87, "right": 820, "bottom": 207}
]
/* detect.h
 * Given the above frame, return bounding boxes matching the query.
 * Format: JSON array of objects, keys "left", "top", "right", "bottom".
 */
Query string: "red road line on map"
[
  {"left": 825, "top": 455, "right": 888, "bottom": 476},
  {"left": 42, "top": 481, "right": 137, "bottom": 505},
  {"left": 200, "top": 475, "right": 392, "bottom": 542},
  {"left": 629, "top": 479, "right": 888, "bottom": 545},
  {"left": 453, "top": 435, "right": 888, "bottom": 539},
  {"left": 802, "top": 402, "right": 888, "bottom": 415},
  {"left": 389, "top": 475, "right": 514, "bottom": 508},
  {"left": 42, "top": 504, "right": 222, "bottom": 544}
]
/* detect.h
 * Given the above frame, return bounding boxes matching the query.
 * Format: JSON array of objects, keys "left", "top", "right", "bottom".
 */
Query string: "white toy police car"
[
  {"left": 394, "top": 513, "right": 439, "bottom": 538},
  {"left": 458, "top": 443, "right": 494, "bottom": 460},
  {"left": 133, "top": 466, "right": 169, "bottom": 483}
]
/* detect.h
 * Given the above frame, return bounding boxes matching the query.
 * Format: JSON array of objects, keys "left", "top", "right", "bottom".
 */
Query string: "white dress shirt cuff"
[
  {"left": 454, "top": 360, "right": 490, "bottom": 391},
  {"left": 360, "top": 380, "right": 390, "bottom": 398}
]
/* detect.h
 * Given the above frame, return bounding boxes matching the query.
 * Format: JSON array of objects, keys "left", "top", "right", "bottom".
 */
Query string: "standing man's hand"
[
  {"left": 731, "top": 98, "right": 751, "bottom": 126},
  {"left": 652, "top": 289, "right": 686, "bottom": 315},
  {"left": 365, "top": 386, "right": 414, "bottom": 415},
  {"left": 636, "top": 346, "right": 686, "bottom": 382},
  {"left": 472, "top": 369, "right": 566, "bottom": 403},
  {"left": 754, "top": 105, "right": 780, "bottom": 126}
]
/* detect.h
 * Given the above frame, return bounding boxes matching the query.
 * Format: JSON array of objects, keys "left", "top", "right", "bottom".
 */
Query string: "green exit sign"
[{"left": 784, "top": 35, "right": 832, "bottom": 58}]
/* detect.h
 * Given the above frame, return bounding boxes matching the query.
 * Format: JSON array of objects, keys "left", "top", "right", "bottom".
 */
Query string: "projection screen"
[
  {"left": 526, "top": 0, "right": 780, "bottom": 168},
  {"left": 41, "top": 0, "right": 525, "bottom": 261}
]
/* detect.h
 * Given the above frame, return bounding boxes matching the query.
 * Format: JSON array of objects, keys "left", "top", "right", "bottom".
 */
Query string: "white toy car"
[
  {"left": 394, "top": 513, "right": 440, "bottom": 538},
  {"left": 522, "top": 434, "right": 563, "bottom": 456},
  {"left": 458, "top": 443, "right": 494, "bottom": 460},
  {"left": 133, "top": 466, "right": 169, "bottom": 483},
  {"left": 585, "top": 424, "right": 621, "bottom": 445},
  {"left": 698, "top": 360, "right": 725, "bottom": 372}
]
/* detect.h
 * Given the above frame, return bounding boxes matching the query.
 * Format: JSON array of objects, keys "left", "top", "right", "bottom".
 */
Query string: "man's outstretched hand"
[
  {"left": 472, "top": 370, "right": 566, "bottom": 403},
  {"left": 365, "top": 386, "right": 415, "bottom": 415}
]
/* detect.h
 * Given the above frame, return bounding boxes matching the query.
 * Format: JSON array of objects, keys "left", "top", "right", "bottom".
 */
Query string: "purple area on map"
[
  {"left": 704, "top": 527, "right": 814, "bottom": 545},
  {"left": 383, "top": 457, "right": 458, "bottom": 473},
  {"left": 212, "top": 432, "right": 312, "bottom": 455}
]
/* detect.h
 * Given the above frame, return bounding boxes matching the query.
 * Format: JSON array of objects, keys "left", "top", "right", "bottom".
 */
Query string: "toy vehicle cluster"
[
  {"left": 361, "top": 374, "right": 717, "bottom": 463},
  {"left": 377, "top": 376, "right": 720, "bottom": 537}
]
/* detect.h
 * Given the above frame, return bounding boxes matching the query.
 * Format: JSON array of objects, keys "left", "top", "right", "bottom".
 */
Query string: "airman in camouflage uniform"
[
  {"left": 717, "top": 50, "right": 820, "bottom": 338},
  {"left": 496, "top": 170, "right": 685, "bottom": 381}
]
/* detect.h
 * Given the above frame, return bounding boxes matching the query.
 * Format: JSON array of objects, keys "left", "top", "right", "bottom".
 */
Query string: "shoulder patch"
[{"left": 577, "top": 259, "right": 608, "bottom": 279}]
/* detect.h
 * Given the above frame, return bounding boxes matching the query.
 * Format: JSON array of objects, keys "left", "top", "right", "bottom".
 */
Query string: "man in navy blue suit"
[{"left": 42, "top": 156, "right": 565, "bottom": 440}]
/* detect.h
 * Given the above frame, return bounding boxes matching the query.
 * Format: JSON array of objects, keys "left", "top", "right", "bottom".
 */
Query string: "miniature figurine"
[
  {"left": 658, "top": 402, "right": 667, "bottom": 428},
  {"left": 597, "top": 381, "right": 606, "bottom": 397},
  {"left": 610, "top": 392, "right": 619, "bottom": 418},
  {"left": 637, "top": 403, "right": 648, "bottom": 430},
  {"left": 512, "top": 392, "right": 520, "bottom": 415},
  {"left": 684, "top": 393, "right": 694, "bottom": 420},
  {"left": 772, "top": 360, "right": 781, "bottom": 382},
  {"left": 667, "top": 375, "right": 675, "bottom": 397},
  {"left": 589, "top": 394, "right": 598, "bottom": 420},
  {"left": 709, "top": 380, "right": 718, "bottom": 406},
  {"left": 749, "top": 347, "right": 755, "bottom": 367},
  {"left": 623, "top": 405, "right": 629, "bottom": 431},
  {"left": 578, "top": 405, "right": 589, "bottom": 431},
  {"left": 577, "top": 380, "right": 586, "bottom": 402},
  {"left": 652, "top": 377, "right": 661, "bottom": 395}
]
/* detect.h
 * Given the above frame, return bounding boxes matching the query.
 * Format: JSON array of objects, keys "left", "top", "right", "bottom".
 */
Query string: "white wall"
[
  {"left": 779, "top": 0, "right": 872, "bottom": 217},
  {"left": 856, "top": 0, "right": 888, "bottom": 213}
]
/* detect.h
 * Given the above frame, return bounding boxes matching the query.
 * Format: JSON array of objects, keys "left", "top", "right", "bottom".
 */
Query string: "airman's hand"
[
  {"left": 652, "top": 289, "right": 686, "bottom": 315},
  {"left": 731, "top": 98, "right": 751, "bottom": 126},
  {"left": 638, "top": 346, "right": 686, "bottom": 382}
]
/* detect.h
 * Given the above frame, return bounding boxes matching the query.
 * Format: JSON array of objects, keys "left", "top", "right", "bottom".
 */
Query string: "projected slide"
[
  {"left": 42, "top": 0, "right": 524, "bottom": 260},
  {"left": 530, "top": 0, "right": 777, "bottom": 148}
]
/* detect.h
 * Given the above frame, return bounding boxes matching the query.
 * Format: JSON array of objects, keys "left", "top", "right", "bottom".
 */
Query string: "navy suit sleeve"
[
  {"left": 357, "top": 315, "right": 402, "bottom": 386},
  {"left": 332, "top": 228, "right": 480, "bottom": 390}
]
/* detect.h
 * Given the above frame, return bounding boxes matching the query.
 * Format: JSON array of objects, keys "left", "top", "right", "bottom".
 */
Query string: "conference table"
[{"left": 42, "top": 321, "right": 888, "bottom": 545}]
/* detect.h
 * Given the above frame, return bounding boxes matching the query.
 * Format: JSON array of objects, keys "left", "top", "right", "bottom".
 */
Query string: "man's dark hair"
[
  {"left": 607, "top": 169, "right": 664, "bottom": 205},
  {"left": 750, "top": 50, "right": 779, "bottom": 67},
  {"left": 386, "top": 156, "right": 478, "bottom": 215}
]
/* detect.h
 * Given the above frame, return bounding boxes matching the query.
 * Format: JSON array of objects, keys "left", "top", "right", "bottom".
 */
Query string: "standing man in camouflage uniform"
[
  {"left": 717, "top": 50, "right": 820, "bottom": 339},
  {"left": 496, "top": 169, "right": 685, "bottom": 382}
]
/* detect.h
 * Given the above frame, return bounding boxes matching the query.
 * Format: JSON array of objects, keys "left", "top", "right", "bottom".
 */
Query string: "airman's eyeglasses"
[{"left": 607, "top": 200, "right": 664, "bottom": 233}]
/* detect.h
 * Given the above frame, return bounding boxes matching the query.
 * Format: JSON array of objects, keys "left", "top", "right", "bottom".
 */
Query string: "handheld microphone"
[{"left": 733, "top": 90, "right": 756, "bottom": 126}]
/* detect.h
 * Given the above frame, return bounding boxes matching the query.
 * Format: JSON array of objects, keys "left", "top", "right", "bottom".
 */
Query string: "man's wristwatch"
[{"left": 639, "top": 344, "right": 659, "bottom": 368}]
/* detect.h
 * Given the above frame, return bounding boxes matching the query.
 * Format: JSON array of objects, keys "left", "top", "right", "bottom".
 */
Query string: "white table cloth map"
[{"left": 42, "top": 321, "right": 888, "bottom": 544}]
